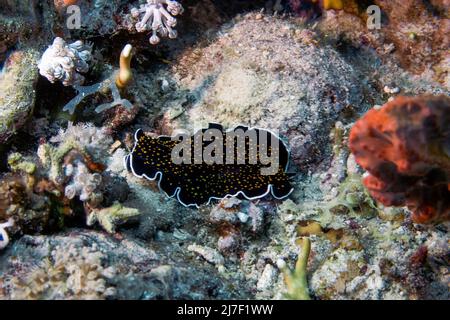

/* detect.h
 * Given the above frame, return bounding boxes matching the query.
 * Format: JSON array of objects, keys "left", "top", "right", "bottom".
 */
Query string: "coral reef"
[
  {"left": 38, "top": 37, "right": 92, "bottom": 87},
  {"left": 0, "top": 0, "right": 448, "bottom": 301},
  {"left": 5, "top": 242, "right": 116, "bottom": 299},
  {"left": 129, "top": 0, "right": 184, "bottom": 45},
  {"left": 349, "top": 95, "right": 450, "bottom": 224},
  {"left": 0, "top": 230, "right": 248, "bottom": 299},
  {"left": 60, "top": 44, "right": 134, "bottom": 114},
  {"left": 0, "top": 172, "right": 52, "bottom": 237}
]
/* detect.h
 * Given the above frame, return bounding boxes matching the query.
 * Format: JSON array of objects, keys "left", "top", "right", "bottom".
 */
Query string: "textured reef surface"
[{"left": 0, "top": 0, "right": 448, "bottom": 300}]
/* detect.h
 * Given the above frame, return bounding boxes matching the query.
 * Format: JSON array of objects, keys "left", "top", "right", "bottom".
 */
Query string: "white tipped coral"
[
  {"left": 130, "top": 0, "right": 184, "bottom": 45},
  {"left": 64, "top": 161, "right": 103, "bottom": 206},
  {"left": 38, "top": 37, "right": 92, "bottom": 86}
]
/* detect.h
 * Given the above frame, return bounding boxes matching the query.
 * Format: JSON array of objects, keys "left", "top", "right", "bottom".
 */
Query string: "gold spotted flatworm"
[{"left": 124, "top": 123, "right": 293, "bottom": 208}]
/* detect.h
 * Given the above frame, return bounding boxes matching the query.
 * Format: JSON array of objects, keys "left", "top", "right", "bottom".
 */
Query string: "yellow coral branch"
[
  {"left": 283, "top": 237, "right": 311, "bottom": 300},
  {"left": 323, "top": 0, "right": 344, "bottom": 10},
  {"left": 116, "top": 44, "right": 133, "bottom": 89}
]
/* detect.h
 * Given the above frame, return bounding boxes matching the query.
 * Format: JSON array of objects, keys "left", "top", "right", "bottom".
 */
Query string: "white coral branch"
[
  {"left": 38, "top": 37, "right": 92, "bottom": 87},
  {"left": 130, "top": 0, "right": 184, "bottom": 45}
]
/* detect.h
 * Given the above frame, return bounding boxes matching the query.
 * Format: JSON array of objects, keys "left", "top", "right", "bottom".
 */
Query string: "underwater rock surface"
[{"left": 0, "top": 0, "right": 448, "bottom": 300}]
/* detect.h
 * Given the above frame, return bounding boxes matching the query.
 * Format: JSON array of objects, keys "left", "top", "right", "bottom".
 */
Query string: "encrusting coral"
[
  {"left": 130, "top": 0, "right": 184, "bottom": 45},
  {"left": 349, "top": 95, "right": 450, "bottom": 224},
  {"left": 38, "top": 37, "right": 92, "bottom": 87}
]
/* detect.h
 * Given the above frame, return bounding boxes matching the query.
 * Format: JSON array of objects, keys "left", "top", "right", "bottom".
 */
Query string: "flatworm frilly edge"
[{"left": 124, "top": 123, "right": 294, "bottom": 208}]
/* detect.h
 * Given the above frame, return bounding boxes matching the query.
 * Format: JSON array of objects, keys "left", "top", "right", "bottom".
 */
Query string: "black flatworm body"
[{"left": 124, "top": 123, "right": 293, "bottom": 208}]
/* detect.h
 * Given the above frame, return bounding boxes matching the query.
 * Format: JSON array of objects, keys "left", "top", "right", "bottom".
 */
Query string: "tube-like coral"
[
  {"left": 116, "top": 44, "right": 133, "bottom": 89},
  {"left": 283, "top": 237, "right": 311, "bottom": 300}
]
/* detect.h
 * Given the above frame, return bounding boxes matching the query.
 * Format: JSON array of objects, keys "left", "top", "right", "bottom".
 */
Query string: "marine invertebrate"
[
  {"left": 349, "top": 95, "right": 450, "bottom": 224},
  {"left": 283, "top": 237, "right": 311, "bottom": 300},
  {"left": 64, "top": 160, "right": 103, "bottom": 207},
  {"left": 53, "top": 0, "right": 79, "bottom": 12},
  {"left": 38, "top": 122, "right": 111, "bottom": 184},
  {"left": 61, "top": 44, "right": 134, "bottom": 114},
  {"left": 38, "top": 37, "right": 92, "bottom": 87},
  {"left": 86, "top": 202, "right": 140, "bottom": 233},
  {"left": 322, "top": 0, "right": 344, "bottom": 10},
  {"left": 7, "top": 243, "right": 116, "bottom": 299},
  {"left": 0, "top": 173, "right": 52, "bottom": 236},
  {"left": 8, "top": 153, "right": 36, "bottom": 174},
  {"left": 289, "top": 0, "right": 367, "bottom": 18},
  {"left": 116, "top": 44, "right": 133, "bottom": 89},
  {"left": 130, "top": 0, "right": 184, "bottom": 45},
  {"left": 0, "top": 218, "right": 14, "bottom": 250},
  {"left": 125, "top": 123, "right": 293, "bottom": 208}
]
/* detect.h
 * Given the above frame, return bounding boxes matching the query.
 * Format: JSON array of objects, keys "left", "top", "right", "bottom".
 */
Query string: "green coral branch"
[
  {"left": 8, "top": 152, "right": 36, "bottom": 174},
  {"left": 87, "top": 202, "right": 140, "bottom": 234},
  {"left": 283, "top": 237, "right": 311, "bottom": 300},
  {"left": 38, "top": 139, "right": 91, "bottom": 184}
]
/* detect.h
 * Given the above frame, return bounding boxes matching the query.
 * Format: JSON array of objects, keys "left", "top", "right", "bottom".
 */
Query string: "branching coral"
[
  {"left": 61, "top": 44, "right": 134, "bottom": 114},
  {"left": 7, "top": 243, "right": 116, "bottom": 299},
  {"left": 38, "top": 37, "right": 92, "bottom": 87},
  {"left": 35, "top": 123, "right": 137, "bottom": 232},
  {"left": 0, "top": 171, "right": 52, "bottom": 237},
  {"left": 38, "top": 122, "right": 111, "bottom": 186},
  {"left": 64, "top": 161, "right": 103, "bottom": 207},
  {"left": 349, "top": 95, "right": 450, "bottom": 224},
  {"left": 130, "top": 0, "right": 184, "bottom": 45},
  {"left": 282, "top": 237, "right": 311, "bottom": 300},
  {"left": 87, "top": 202, "right": 140, "bottom": 234},
  {"left": 38, "top": 122, "right": 111, "bottom": 209},
  {"left": 8, "top": 153, "right": 36, "bottom": 175}
]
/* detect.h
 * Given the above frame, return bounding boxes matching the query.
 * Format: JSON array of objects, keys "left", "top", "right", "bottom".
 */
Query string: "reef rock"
[
  {"left": 173, "top": 13, "right": 372, "bottom": 168},
  {"left": 0, "top": 49, "right": 39, "bottom": 144}
]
